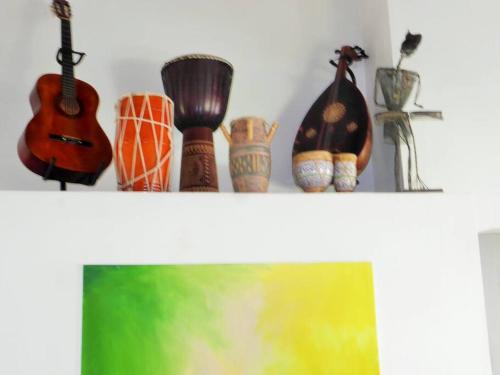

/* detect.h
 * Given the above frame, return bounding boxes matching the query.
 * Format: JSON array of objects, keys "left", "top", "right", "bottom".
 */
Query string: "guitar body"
[
  {"left": 293, "top": 77, "right": 373, "bottom": 173},
  {"left": 18, "top": 74, "right": 112, "bottom": 185}
]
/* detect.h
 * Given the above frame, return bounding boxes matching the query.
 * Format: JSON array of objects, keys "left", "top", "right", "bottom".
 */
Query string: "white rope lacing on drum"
[{"left": 115, "top": 94, "right": 173, "bottom": 191}]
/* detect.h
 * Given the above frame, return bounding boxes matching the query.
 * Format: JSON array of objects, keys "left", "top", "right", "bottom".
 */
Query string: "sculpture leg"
[
  {"left": 400, "top": 116, "right": 427, "bottom": 191},
  {"left": 384, "top": 121, "right": 405, "bottom": 192}
]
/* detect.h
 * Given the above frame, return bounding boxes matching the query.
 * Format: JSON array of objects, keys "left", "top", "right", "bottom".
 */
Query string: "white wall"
[
  {"left": 480, "top": 234, "right": 500, "bottom": 375},
  {"left": 2, "top": 0, "right": 500, "bottom": 193},
  {"left": 386, "top": 0, "right": 500, "bottom": 192},
  {"left": 359, "top": 0, "right": 396, "bottom": 191},
  {"left": 1, "top": 2, "right": 499, "bottom": 372},
  {"left": 0, "top": 192, "right": 493, "bottom": 374},
  {"left": 0, "top": 0, "right": 373, "bottom": 192}
]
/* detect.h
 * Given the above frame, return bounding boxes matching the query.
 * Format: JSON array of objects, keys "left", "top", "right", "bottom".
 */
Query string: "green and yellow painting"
[{"left": 82, "top": 263, "right": 379, "bottom": 375}]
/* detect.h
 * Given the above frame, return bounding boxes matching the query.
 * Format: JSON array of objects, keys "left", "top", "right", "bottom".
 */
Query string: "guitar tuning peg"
[
  {"left": 335, "top": 49, "right": 341, "bottom": 55},
  {"left": 353, "top": 46, "right": 369, "bottom": 59}
]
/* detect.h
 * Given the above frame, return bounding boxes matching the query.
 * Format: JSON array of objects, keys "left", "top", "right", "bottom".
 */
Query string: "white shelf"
[{"left": 0, "top": 191, "right": 494, "bottom": 374}]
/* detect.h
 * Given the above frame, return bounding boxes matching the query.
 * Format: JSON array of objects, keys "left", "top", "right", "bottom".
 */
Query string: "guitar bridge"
[{"left": 49, "top": 133, "right": 93, "bottom": 147}]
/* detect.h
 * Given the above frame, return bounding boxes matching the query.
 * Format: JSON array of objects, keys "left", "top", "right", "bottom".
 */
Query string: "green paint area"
[{"left": 82, "top": 265, "right": 255, "bottom": 375}]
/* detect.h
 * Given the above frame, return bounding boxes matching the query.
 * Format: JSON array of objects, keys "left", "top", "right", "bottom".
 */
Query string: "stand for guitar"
[
  {"left": 44, "top": 158, "right": 67, "bottom": 191},
  {"left": 51, "top": 48, "right": 87, "bottom": 192},
  {"left": 43, "top": 158, "right": 106, "bottom": 191}
]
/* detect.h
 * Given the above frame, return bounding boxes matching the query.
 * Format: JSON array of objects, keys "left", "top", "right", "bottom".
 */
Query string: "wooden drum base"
[{"left": 180, "top": 127, "right": 219, "bottom": 192}]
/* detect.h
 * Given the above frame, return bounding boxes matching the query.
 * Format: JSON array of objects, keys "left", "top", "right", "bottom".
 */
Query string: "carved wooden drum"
[
  {"left": 161, "top": 54, "right": 233, "bottom": 192},
  {"left": 114, "top": 93, "right": 174, "bottom": 192}
]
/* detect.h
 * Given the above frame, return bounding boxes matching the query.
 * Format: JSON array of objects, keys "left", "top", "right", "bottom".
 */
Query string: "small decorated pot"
[
  {"left": 333, "top": 153, "right": 358, "bottom": 192},
  {"left": 292, "top": 151, "right": 334, "bottom": 193},
  {"left": 221, "top": 117, "right": 278, "bottom": 192}
]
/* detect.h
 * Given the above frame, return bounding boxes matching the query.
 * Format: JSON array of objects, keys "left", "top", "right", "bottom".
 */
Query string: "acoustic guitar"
[{"left": 18, "top": 0, "right": 112, "bottom": 186}]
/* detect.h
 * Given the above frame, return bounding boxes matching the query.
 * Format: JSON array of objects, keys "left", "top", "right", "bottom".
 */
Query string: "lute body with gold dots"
[
  {"left": 293, "top": 46, "right": 372, "bottom": 173},
  {"left": 18, "top": 0, "right": 112, "bottom": 186}
]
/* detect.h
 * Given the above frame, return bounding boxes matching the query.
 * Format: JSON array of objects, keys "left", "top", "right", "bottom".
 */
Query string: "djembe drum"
[
  {"left": 114, "top": 93, "right": 174, "bottom": 191},
  {"left": 161, "top": 54, "right": 233, "bottom": 192}
]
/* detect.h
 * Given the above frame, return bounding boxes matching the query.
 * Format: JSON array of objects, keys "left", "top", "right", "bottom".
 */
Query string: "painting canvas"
[{"left": 82, "top": 263, "right": 379, "bottom": 375}]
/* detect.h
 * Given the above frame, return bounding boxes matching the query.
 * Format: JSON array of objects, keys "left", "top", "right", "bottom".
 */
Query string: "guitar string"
[{"left": 60, "top": 18, "right": 78, "bottom": 114}]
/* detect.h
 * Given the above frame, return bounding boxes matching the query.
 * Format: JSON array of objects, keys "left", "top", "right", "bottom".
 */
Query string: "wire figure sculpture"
[{"left": 374, "top": 32, "right": 443, "bottom": 192}]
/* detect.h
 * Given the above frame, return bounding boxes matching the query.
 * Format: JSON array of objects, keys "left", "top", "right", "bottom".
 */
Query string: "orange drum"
[{"left": 114, "top": 93, "right": 174, "bottom": 191}]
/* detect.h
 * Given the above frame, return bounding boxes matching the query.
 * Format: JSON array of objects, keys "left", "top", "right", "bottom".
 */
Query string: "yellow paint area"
[
  {"left": 183, "top": 263, "right": 379, "bottom": 375},
  {"left": 258, "top": 263, "right": 379, "bottom": 375}
]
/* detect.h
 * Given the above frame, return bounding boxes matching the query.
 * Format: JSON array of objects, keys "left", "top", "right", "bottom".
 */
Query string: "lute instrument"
[
  {"left": 18, "top": 0, "right": 112, "bottom": 186},
  {"left": 293, "top": 46, "right": 372, "bottom": 173}
]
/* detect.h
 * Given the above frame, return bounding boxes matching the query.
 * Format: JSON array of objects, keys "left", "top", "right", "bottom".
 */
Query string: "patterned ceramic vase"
[
  {"left": 221, "top": 117, "right": 278, "bottom": 192},
  {"left": 292, "top": 151, "right": 334, "bottom": 193},
  {"left": 114, "top": 93, "right": 174, "bottom": 191},
  {"left": 333, "top": 153, "right": 358, "bottom": 192}
]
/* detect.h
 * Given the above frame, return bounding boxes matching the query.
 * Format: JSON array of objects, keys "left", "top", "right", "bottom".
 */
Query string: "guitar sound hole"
[
  {"left": 49, "top": 133, "right": 93, "bottom": 148},
  {"left": 58, "top": 97, "right": 81, "bottom": 116}
]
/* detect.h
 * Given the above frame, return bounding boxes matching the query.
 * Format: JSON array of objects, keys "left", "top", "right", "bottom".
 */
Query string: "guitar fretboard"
[{"left": 60, "top": 19, "right": 76, "bottom": 100}]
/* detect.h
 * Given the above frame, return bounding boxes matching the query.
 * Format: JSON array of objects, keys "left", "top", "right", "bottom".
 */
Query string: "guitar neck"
[{"left": 60, "top": 19, "right": 76, "bottom": 100}]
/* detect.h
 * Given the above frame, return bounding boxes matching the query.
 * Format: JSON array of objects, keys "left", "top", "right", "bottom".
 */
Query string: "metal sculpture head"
[
  {"left": 397, "top": 32, "right": 422, "bottom": 70},
  {"left": 375, "top": 32, "right": 423, "bottom": 111}
]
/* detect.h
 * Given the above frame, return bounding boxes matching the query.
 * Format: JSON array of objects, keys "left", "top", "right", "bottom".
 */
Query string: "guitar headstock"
[
  {"left": 336, "top": 46, "right": 369, "bottom": 63},
  {"left": 52, "top": 0, "right": 72, "bottom": 20}
]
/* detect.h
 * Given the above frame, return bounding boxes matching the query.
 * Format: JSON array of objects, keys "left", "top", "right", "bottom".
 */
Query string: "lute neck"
[
  {"left": 60, "top": 19, "right": 76, "bottom": 100},
  {"left": 316, "top": 54, "right": 351, "bottom": 150},
  {"left": 331, "top": 55, "right": 350, "bottom": 100}
]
